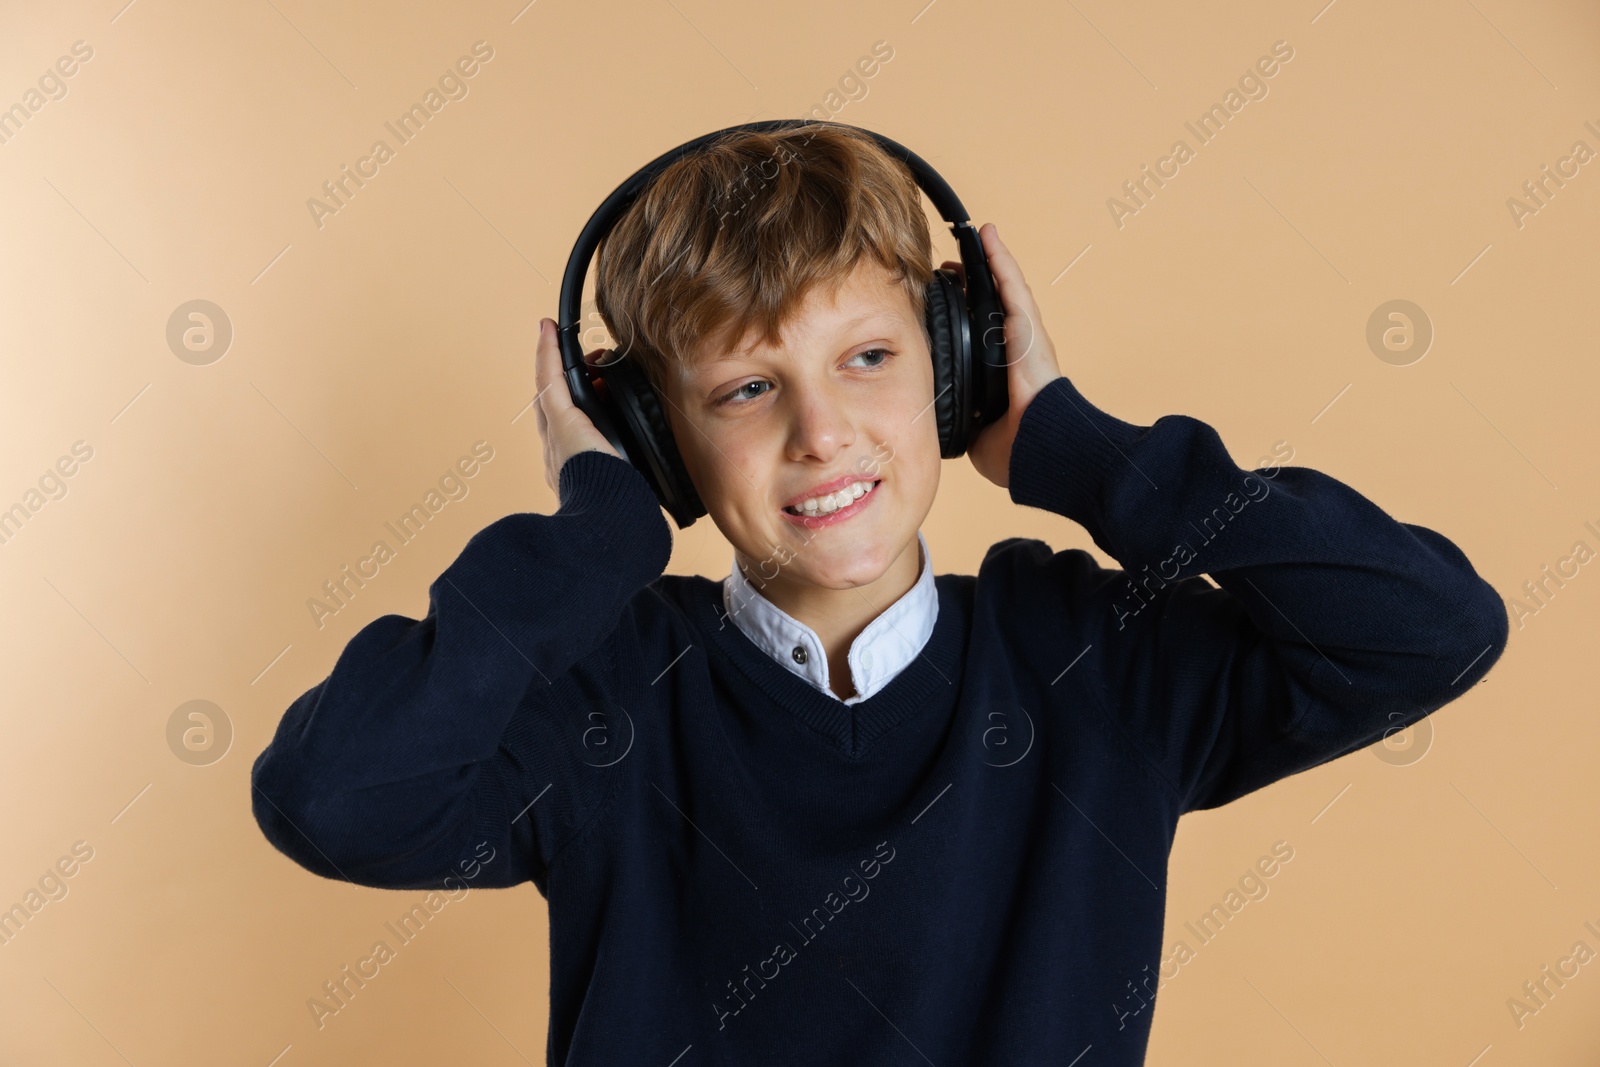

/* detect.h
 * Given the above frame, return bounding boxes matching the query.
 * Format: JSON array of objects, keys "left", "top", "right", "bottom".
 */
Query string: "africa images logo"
[
  {"left": 712, "top": 840, "right": 896, "bottom": 1031},
  {"left": 305, "top": 41, "right": 495, "bottom": 230}
]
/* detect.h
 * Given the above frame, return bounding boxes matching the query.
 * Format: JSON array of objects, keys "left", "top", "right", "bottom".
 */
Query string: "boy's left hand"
[{"left": 946, "top": 223, "right": 1063, "bottom": 490}]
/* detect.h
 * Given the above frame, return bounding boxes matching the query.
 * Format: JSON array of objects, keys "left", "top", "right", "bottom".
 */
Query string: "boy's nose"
[
  {"left": 783, "top": 383, "right": 858, "bottom": 461},
  {"left": 785, "top": 404, "right": 857, "bottom": 464}
]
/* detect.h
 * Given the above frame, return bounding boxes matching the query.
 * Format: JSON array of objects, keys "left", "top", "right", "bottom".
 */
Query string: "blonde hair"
[{"left": 593, "top": 122, "right": 934, "bottom": 396}]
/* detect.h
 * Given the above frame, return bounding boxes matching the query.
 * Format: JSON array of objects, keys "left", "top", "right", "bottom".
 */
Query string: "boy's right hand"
[{"left": 535, "top": 317, "right": 623, "bottom": 493}]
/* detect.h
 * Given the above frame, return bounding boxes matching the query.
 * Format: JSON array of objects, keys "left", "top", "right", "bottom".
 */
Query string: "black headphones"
[{"left": 557, "top": 118, "right": 1009, "bottom": 529}]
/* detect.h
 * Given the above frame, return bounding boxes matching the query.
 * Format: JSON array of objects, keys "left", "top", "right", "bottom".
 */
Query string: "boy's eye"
[
  {"left": 713, "top": 348, "right": 895, "bottom": 407},
  {"left": 718, "top": 380, "right": 771, "bottom": 405},
  {"left": 848, "top": 347, "right": 893, "bottom": 369}
]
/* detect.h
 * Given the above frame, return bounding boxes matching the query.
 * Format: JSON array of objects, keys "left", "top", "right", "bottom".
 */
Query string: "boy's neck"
[{"left": 738, "top": 535, "right": 924, "bottom": 691}]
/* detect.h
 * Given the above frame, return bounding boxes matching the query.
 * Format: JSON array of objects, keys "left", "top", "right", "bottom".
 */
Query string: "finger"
[
  {"left": 977, "top": 223, "right": 1039, "bottom": 320},
  {"left": 977, "top": 224, "right": 1052, "bottom": 369},
  {"left": 536, "top": 320, "right": 573, "bottom": 415},
  {"left": 534, "top": 317, "right": 554, "bottom": 393}
]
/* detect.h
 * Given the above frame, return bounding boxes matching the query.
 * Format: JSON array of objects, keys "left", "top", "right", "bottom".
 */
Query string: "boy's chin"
[
  {"left": 774, "top": 535, "right": 914, "bottom": 590},
  {"left": 784, "top": 565, "right": 889, "bottom": 594}
]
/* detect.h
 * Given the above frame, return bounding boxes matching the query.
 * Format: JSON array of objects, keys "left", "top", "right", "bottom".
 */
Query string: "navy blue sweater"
[{"left": 251, "top": 373, "right": 1508, "bottom": 1065}]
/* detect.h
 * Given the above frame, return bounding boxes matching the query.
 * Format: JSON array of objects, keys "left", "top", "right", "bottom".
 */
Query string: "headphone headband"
[{"left": 558, "top": 119, "right": 973, "bottom": 350}]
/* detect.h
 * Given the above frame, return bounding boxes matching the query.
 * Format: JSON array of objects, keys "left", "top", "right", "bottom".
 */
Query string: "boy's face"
[{"left": 663, "top": 259, "right": 941, "bottom": 598}]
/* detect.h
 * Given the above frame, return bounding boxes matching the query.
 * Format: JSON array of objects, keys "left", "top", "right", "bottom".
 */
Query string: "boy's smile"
[
  {"left": 779, "top": 469, "right": 883, "bottom": 524},
  {"left": 662, "top": 258, "right": 942, "bottom": 642}
]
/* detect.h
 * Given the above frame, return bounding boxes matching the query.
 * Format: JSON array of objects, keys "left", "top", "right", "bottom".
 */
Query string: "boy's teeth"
[{"left": 786, "top": 479, "right": 877, "bottom": 516}]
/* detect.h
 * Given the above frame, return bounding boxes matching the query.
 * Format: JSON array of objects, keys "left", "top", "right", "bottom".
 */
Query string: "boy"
[{"left": 252, "top": 124, "right": 1509, "bottom": 1065}]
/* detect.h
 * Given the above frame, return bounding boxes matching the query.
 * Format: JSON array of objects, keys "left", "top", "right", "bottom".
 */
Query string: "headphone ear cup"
[
  {"left": 923, "top": 268, "right": 971, "bottom": 458},
  {"left": 592, "top": 354, "right": 706, "bottom": 529}
]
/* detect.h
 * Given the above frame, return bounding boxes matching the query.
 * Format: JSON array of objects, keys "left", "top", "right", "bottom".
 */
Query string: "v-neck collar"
[{"left": 693, "top": 572, "right": 967, "bottom": 759}]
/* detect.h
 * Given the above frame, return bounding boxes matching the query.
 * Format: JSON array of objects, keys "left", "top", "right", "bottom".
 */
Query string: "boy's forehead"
[{"left": 700, "top": 263, "right": 915, "bottom": 364}]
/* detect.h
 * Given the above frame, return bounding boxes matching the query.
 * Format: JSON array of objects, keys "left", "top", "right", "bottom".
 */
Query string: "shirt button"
[{"left": 792, "top": 645, "right": 808, "bottom": 664}]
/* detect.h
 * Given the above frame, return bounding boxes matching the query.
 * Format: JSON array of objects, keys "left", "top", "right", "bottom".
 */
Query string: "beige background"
[{"left": 2, "top": 0, "right": 1597, "bottom": 1063}]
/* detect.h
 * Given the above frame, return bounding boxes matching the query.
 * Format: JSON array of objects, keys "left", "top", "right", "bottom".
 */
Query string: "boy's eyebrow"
[{"left": 704, "top": 310, "right": 904, "bottom": 365}]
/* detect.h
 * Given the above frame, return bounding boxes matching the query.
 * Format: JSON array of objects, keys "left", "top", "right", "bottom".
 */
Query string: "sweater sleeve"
[
  {"left": 1007, "top": 375, "right": 1509, "bottom": 813},
  {"left": 250, "top": 449, "right": 672, "bottom": 891}
]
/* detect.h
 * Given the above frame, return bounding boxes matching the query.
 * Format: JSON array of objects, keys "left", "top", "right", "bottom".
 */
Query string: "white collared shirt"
[{"left": 720, "top": 531, "right": 938, "bottom": 704}]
